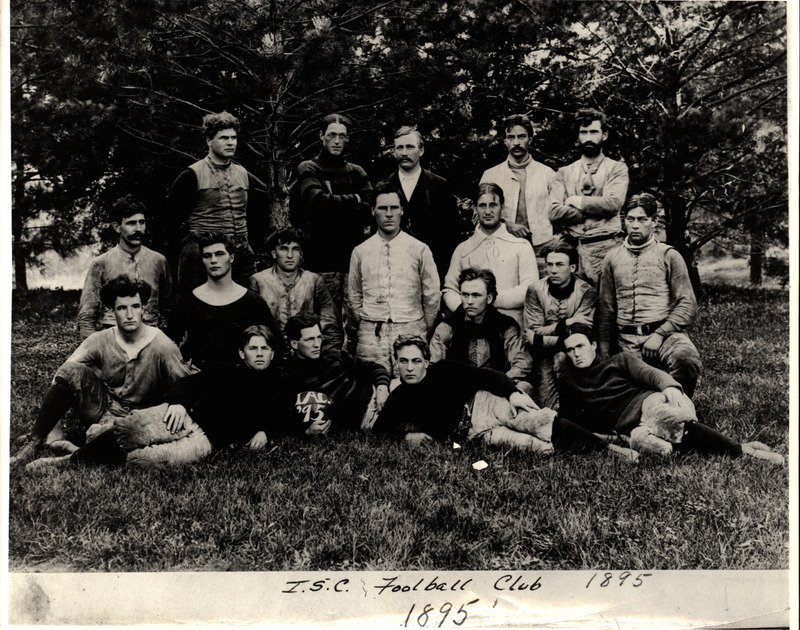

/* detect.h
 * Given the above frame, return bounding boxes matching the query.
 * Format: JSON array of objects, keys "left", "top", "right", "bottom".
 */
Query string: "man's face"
[
  {"left": 321, "top": 122, "right": 348, "bottom": 157},
  {"left": 272, "top": 241, "right": 302, "bottom": 273},
  {"left": 624, "top": 207, "right": 657, "bottom": 245},
  {"left": 372, "top": 192, "right": 403, "bottom": 237},
  {"left": 201, "top": 243, "right": 234, "bottom": 280},
  {"left": 394, "top": 132, "right": 424, "bottom": 172},
  {"left": 564, "top": 333, "right": 597, "bottom": 369},
  {"left": 504, "top": 124, "right": 531, "bottom": 161},
  {"left": 291, "top": 325, "right": 322, "bottom": 360},
  {"left": 545, "top": 252, "right": 575, "bottom": 287},
  {"left": 396, "top": 344, "right": 428, "bottom": 384},
  {"left": 239, "top": 335, "right": 274, "bottom": 371},
  {"left": 113, "top": 294, "right": 144, "bottom": 334},
  {"left": 578, "top": 120, "right": 607, "bottom": 158},
  {"left": 207, "top": 128, "right": 238, "bottom": 161},
  {"left": 460, "top": 278, "right": 492, "bottom": 320},
  {"left": 476, "top": 193, "right": 502, "bottom": 231},
  {"left": 114, "top": 213, "right": 146, "bottom": 249}
]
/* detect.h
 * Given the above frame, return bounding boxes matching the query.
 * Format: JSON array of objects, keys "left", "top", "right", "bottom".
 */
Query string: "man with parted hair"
[
  {"left": 11, "top": 276, "right": 193, "bottom": 467},
  {"left": 168, "top": 111, "right": 271, "bottom": 293},
  {"left": 77, "top": 195, "right": 173, "bottom": 339},
  {"left": 381, "top": 125, "right": 464, "bottom": 280},
  {"left": 597, "top": 193, "right": 701, "bottom": 396},
  {"left": 549, "top": 108, "right": 629, "bottom": 285},
  {"left": 523, "top": 240, "right": 597, "bottom": 409},
  {"left": 431, "top": 267, "right": 532, "bottom": 395},
  {"left": 249, "top": 226, "right": 343, "bottom": 355},
  {"left": 480, "top": 113, "right": 556, "bottom": 272}
]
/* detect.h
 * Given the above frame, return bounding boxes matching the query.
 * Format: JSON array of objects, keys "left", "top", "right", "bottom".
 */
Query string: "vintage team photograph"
[{"left": 5, "top": 0, "right": 790, "bottom": 611}]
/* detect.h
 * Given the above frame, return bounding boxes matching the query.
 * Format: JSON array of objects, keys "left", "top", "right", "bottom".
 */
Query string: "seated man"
[
  {"left": 557, "top": 324, "right": 783, "bottom": 463},
  {"left": 77, "top": 195, "right": 172, "bottom": 339},
  {"left": 283, "top": 314, "right": 390, "bottom": 433},
  {"left": 26, "top": 326, "right": 291, "bottom": 470},
  {"left": 11, "top": 276, "right": 193, "bottom": 466},
  {"left": 249, "top": 227, "right": 343, "bottom": 355},
  {"left": 430, "top": 267, "right": 533, "bottom": 396},
  {"left": 523, "top": 240, "right": 597, "bottom": 409},
  {"left": 372, "top": 335, "right": 637, "bottom": 461},
  {"left": 597, "top": 193, "right": 701, "bottom": 396},
  {"left": 168, "top": 231, "right": 284, "bottom": 369}
]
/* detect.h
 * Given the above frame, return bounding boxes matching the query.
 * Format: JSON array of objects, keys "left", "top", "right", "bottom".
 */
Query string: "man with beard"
[
  {"left": 549, "top": 108, "right": 629, "bottom": 285},
  {"left": 480, "top": 114, "right": 556, "bottom": 273},
  {"left": 381, "top": 126, "right": 463, "bottom": 281},
  {"left": 596, "top": 193, "right": 701, "bottom": 397},
  {"left": 167, "top": 111, "right": 271, "bottom": 294},
  {"left": 77, "top": 195, "right": 172, "bottom": 339}
]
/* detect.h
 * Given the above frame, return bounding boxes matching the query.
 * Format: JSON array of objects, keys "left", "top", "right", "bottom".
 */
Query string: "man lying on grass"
[
  {"left": 11, "top": 276, "right": 194, "bottom": 467},
  {"left": 557, "top": 324, "right": 784, "bottom": 464},
  {"left": 24, "top": 325, "right": 291, "bottom": 470},
  {"left": 371, "top": 334, "right": 638, "bottom": 461}
]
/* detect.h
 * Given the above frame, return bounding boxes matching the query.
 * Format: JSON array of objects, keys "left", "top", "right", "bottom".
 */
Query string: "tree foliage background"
[{"left": 10, "top": 0, "right": 788, "bottom": 290}]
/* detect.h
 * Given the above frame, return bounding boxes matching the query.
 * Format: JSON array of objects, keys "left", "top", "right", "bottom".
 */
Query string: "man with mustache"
[
  {"left": 77, "top": 195, "right": 173, "bottom": 340},
  {"left": 549, "top": 108, "right": 629, "bottom": 285}
]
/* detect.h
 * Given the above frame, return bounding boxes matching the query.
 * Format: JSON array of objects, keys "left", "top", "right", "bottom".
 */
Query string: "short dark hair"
[
  {"left": 543, "top": 239, "right": 579, "bottom": 267},
  {"left": 373, "top": 182, "right": 402, "bottom": 207},
  {"left": 198, "top": 232, "right": 235, "bottom": 256},
  {"left": 99, "top": 275, "right": 152, "bottom": 309},
  {"left": 240, "top": 324, "right": 274, "bottom": 350},
  {"left": 622, "top": 193, "right": 658, "bottom": 218},
  {"left": 476, "top": 182, "right": 505, "bottom": 208},
  {"left": 558, "top": 323, "right": 595, "bottom": 353},
  {"left": 285, "top": 313, "right": 320, "bottom": 342},
  {"left": 393, "top": 334, "right": 430, "bottom": 360},
  {"left": 110, "top": 195, "right": 147, "bottom": 225},
  {"left": 575, "top": 108, "right": 608, "bottom": 131},
  {"left": 319, "top": 113, "right": 352, "bottom": 135},
  {"left": 502, "top": 113, "right": 534, "bottom": 138},
  {"left": 268, "top": 227, "right": 308, "bottom": 252},
  {"left": 394, "top": 125, "right": 424, "bottom": 149},
  {"left": 458, "top": 267, "right": 497, "bottom": 300},
  {"left": 202, "top": 111, "right": 240, "bottom": 140}
]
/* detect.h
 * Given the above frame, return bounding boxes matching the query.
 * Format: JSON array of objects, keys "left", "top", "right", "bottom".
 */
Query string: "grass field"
[{"left": 6, "top": 286, "right": 790, "bottom": 571}]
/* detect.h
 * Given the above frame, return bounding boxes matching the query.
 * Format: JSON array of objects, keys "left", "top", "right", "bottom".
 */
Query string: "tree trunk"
[
  {"left": 12, "top": 176, "right": 29, "bottom": 293},
  {"left": 749, "top": 227, "right": 763, "bottom": 285}
]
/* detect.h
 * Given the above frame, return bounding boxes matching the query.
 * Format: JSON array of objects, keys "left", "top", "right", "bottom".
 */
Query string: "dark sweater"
[
  {"left": 283, "top": 353, "right": 390, "bottom": 431},
  {"left": 293, "top": 152, "right": 373, "bottom": 273},
  {"left": 372, "top": 360, "right": 517, "bottom": 442},
  {"left": 557, "top": 353, "right": 682, "bottom": 433},
  {"left": 166, "top": 363, "right": 293, "bottom": 447},
  {"left": 441, "top": 305, "right": 519, "bottom": 374}
]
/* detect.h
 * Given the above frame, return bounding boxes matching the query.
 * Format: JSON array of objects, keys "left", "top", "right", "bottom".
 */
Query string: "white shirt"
[{"left": 398, "top": 165, "right": 422, "bottom": 201}]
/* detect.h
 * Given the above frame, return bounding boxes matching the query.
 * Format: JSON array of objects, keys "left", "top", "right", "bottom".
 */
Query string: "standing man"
[
  {"left": 167, "top": 111, "right": 270, "bottom": 293},
  {"left": 523, "top": 241, "right": 597, "bottom": 409},
  {"left": 549, "top": 108, "right": 629, "bottom": 285},
  {"left": 443, "top": 183, "right": 538, "bottom": 326},
  {"left": 347, "top": 184, "right": 440, "bottom": 374},
  {"left": 77, "top": 195, "right": 172, "bottom": 339},
  {"left": 10, "top": 276, "right": 193, "bottom": 466},
  {"left": 596, "top": 194, "right": 701, "bottom": 397},
  {"left": 382, "top": 125, "right": 463, "bottom": 280},
  {"left": 480, "top": 114, "right": 556, "bottom": 273},
  {"left": 249, "top": 227, "right": 343, "bottom": 355},
  {"left": 291, "top": 113, "right": 373, "bottom": 315},
  {"left": 431, "top": 267, "right": 533, "bottom": 395}
]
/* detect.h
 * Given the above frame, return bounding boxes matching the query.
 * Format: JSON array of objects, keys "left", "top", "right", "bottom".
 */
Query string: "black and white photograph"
[{"left": 2, "top": 0, "right": 795, "bottom": 627}]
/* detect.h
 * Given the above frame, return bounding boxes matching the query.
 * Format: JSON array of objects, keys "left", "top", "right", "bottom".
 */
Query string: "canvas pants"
[{"left": 619, "top": 331, "right": 702, "bottom": 397}]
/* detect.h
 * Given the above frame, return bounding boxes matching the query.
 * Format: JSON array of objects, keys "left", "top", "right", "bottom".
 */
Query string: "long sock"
[
  {"left": 551, "top": 416, "right": 607, "bottom": 453},
  {"left": 675, "top": 421, "right": 742, "bottom": 457},
  {"left": 30, "top": 380, "right": 74, "bottom": 442},
  {"left": 69, "top": 428, "right": 127, "bottom": 467}
]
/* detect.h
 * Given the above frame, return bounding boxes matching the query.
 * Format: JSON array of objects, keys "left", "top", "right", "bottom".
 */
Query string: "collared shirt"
[
  {"left": 443, "top": 224, "right": 539, "bottom": 324},
  {"left": 523, "top": 276, "right": 597, "bottom": 350},
  {"left": 77, "top": 244, "right": 172, "bottom": 339},
  {"left": 347, "top": 231, "right": 440, "bottom": 330},
  {"left": 398, "top": 166, "right": 422, "bottom": 202},
  {"left": 67, "top": 327, "right": 193, "bottom": 409}
]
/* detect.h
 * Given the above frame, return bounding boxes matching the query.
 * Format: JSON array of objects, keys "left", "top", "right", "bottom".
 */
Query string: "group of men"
[{"left": 11, "top": 108, "right": 783, "bottom": 469}]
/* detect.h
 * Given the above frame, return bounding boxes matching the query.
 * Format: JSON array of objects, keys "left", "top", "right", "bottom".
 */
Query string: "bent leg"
[
  {"left": 674, "top": 421, "right": 742, "bottom": 457},
  {"left": 481, "top": 425, "right": 553, "bottom": 453},
  {"left": 126, "top": 431, "right": 212, "bottom": 467},
  {"left": 658, "top": 333, "right": 702, "bottom": 398}
]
